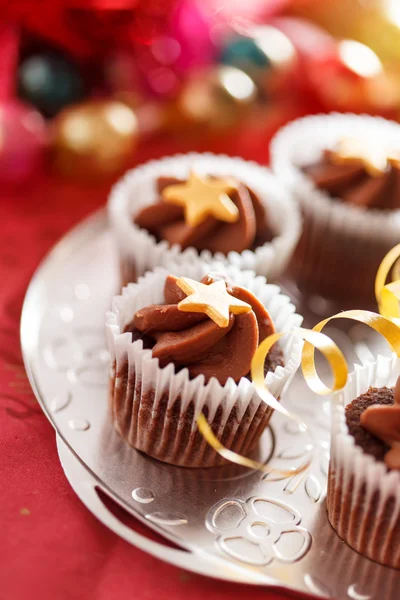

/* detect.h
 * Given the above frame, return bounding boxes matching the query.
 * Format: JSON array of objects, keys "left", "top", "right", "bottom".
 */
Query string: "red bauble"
[
  {"left": 4, "top": 0, "right": 177, "bottom": 60},
  {"left": 270, "top": 16, "right": 336, "bottom": 104},
  {"left": 307, "top": 38, "right": 398, "bottom": 116}
]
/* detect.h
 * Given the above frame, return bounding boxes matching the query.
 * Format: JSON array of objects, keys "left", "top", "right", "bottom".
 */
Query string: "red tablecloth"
[{"left": 0, "top": 115, "right": 316, "bottom": 600}]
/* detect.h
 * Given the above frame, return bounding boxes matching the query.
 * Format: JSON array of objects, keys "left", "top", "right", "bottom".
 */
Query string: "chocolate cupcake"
[
  {"left": 304, "top": 142, "right": 400, "bottom": 210},
  {"left": 328, "top": 356, "right": 400, "bottom": 569},
  {"left": 106, "top": 262, "right": 303, "bottom": 468},
  {"left": 271, "top": 114, "right": 400, "bottom": 307},
  {"left": 108, "top": 153, "right": 301, "bottom": 285}
]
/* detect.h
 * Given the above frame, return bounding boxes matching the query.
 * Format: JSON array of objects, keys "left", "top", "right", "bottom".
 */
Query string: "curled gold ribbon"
[
  {"left": 196, "top": 413, "right": 311, "bottom": 477},
  {"left": 299, "top": 327, "right": 348, "bottom": 396},
  {"left": 196, "top": 243, "right": 400, "bottom": 474},
  {"left": 392, "top": 258, "right": 400, "bottom": 283},
  {"left": 302, "top": 310, "right": 400, "bottom": 392},
  {"left": 251, "top": 332, "right": 294, "bottom": 419},
  {"left": 195, "top": 327, "right": 347, "bottom": 475},
  {"left": 197, "top": 313, "right": 400, "bottom": 473},
  {"left": 252, "top": 327, "right": 348, "bottom": 403},
  {"left": 375, "top": 242, "right": 400, "bottom": 325}
]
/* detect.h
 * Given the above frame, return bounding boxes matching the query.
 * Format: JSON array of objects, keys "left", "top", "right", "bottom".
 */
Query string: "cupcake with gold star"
[
  {"left": 328, "top": 355, "right": 400, "bottom": 569},
  {"left": 270, "top": 113, "right": 400, "bottom": 308},
  {"left": 108, "top": 153, "right": 301, "bottom": 285},
  {"left": 105, "top": 261, "right": 303, "bottom": 467}
]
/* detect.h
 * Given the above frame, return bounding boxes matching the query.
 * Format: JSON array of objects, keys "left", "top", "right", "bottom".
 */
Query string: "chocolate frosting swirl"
[
  {"left": 127, "top": 274, "right": 283, "bottom": 384},
  {"left": 302, "top": 150, "right": 400, "bottom": 210},
  {"left": 134, "top": 176, "right": 273, "bottom": 254}
]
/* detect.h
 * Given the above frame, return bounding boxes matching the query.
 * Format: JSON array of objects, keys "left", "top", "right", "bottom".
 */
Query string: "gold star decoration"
[
  {"left": 330, "top": 138, "right": 400, "bottom": 177},
  {"left": 161, "top": 171, "right": 239, "bottom": 227},
  {"left": 176, "top": 277, "right": 252, "bottom": 328}
]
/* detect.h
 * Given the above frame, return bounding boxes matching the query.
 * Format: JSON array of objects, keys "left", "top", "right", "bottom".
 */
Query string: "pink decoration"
[
  {"left": 0, "top": 101, "right": 47, "bottom": 184},
  {"left": 169, "top": 0, "right": 216, "bottom": 71},
  {"left": 0, "top": 25, "right": 46, "bottom": 184}
]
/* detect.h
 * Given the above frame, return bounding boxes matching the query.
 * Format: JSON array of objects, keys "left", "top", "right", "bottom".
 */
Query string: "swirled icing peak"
[
  {"left": 302, "top": 143, "right": 400, "bottom": 210},
  {"left": 134, "top": 173, "right": 273, "bottom": 254},
  {"left": 330, "top": 138, "right": 400, "bottom": 177},
  {"left": 128, "top": 273, "right": 281, "bottom": 384}
]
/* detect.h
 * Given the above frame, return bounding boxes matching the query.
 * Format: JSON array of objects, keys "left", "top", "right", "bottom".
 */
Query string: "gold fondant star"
[
  {"left": 161, "top": 171, "right": 239, "bottom": 227},
  {"left": 176, "top": 277, "right": 251, "bottom": 328},
  {"left": 330, "top": 138, "right": 400, "bottom": 177}
]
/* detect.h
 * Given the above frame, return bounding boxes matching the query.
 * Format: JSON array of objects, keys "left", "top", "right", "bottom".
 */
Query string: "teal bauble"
[
  {"left": 220, "top": 36, "right": 271, "bottom": 74},
  {"left": 220, "top": 27, "right": 296, "bottom": 84},
  {"left": 18, "top": 53, "right": 85, "bottom": 117}
]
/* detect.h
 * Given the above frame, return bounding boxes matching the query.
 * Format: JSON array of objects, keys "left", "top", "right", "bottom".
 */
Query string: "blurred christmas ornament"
[
  {"left": 52, "top": 100, "right": 138, "bottom": 178},
  {"left": 130, "top": 32, "right": 183, "bottom": 98},
  {"left": 132, "top": 0, "right": 216, "bottom": 100},
  {"left": 169, "top": 0, "right": 216, "bottom": 71},
  {"left": 0, "top": 100, "right": 47, "bottom": 184},
  {"left": 104, "top": 51, "right": 143, "bottom": 100},
  {"left": 285, "top": 0, "right": 368, "bottom": 40},
  {"left": 307, "top": 38, "right": 400, "bottom": 115},
  {"left": 66, "top": 6, "right": 136, "bottom": 48},
  {"left": 270, "top": 16, "right": 336, "bottom": 102},
  {"left": 285, "top": 0, "right": 400, "bottom": 64},
  {"left": 220, "top": 35, "right": 271, "bottom": 72},
  {"left": 18, "top": 53, "right": 85, "bottom": 118},
  {"left": 142, "top": 63, "right": 181, "bottom": 99},
  {"left": 4, "top": 1, "right": 173, "bottom": 61},
  {"left": 220, "top": 26, "right": 295, "bottom": 73},
  {"left": 128, "top": 0, "right": 178, "bottom": 45},
  {"left": 178, "top": 65, "right": 257, "bottom": 130},
  {"left": 359, "top": 0, "right": 400, "bottom": 64},
  {"left": 219, "top": 26, "right": 296, "bottom": 95}
]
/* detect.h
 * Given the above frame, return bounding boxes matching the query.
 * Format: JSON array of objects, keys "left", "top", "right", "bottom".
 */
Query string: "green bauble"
[{"left": 18, "top": 53, "right": 85, "bottom": 117}]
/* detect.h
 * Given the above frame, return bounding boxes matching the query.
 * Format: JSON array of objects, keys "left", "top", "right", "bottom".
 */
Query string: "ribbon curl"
[
  {"left": 197, "top": 244, "right": 400, "bottom": 472},
  {"left": 197, "top": 413, "right": 310, "bottom": 477},
  {"left": 375, "top": 242, "right": 400, "bottom": 325},
  {"left": 196, "top": 327, "right": 347, "bottom": 475}
]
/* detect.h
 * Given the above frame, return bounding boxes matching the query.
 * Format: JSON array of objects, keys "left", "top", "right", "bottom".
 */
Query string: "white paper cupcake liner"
[
  {"left": 106, "top": 261, "right": 303, "bottom": 468},
  {"left": 108, "top": 152, "right": 301, "bottom": 285},
  {"left": 270, "top": 113, "right": 400, "bottom": 307},
  {"left": 328, "top": 355, "right": 400, "bottom": 569}
]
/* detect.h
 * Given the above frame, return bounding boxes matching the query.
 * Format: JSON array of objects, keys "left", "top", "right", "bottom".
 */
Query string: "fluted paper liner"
[
  {"left": 328, "top": 355, "right": 400, "bottom": 569},
  {"left": 108, "top": 152, "right": 301, "bottom": 285},
  {"left": 270, "top": 113, "right": 400, "bottom": 306},
  {"left": 106, "top": 262, "right": 303, "bottom": 468}
]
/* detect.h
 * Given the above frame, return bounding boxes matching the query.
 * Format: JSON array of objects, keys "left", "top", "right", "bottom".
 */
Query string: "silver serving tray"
[{"left": 21, "top": 210, "right": 400, "bottom": 599}]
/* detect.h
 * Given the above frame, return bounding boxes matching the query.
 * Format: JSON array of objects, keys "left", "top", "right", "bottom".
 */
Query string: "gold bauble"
[
  {"left": 287, "top": 0, "right": 400, "bottom": 63},
  {"left": 52, "top": 100, "right": 138, "bottom": 178},
  {"left": 178, "top": 65, "right": 257, "bottom": 129}
]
